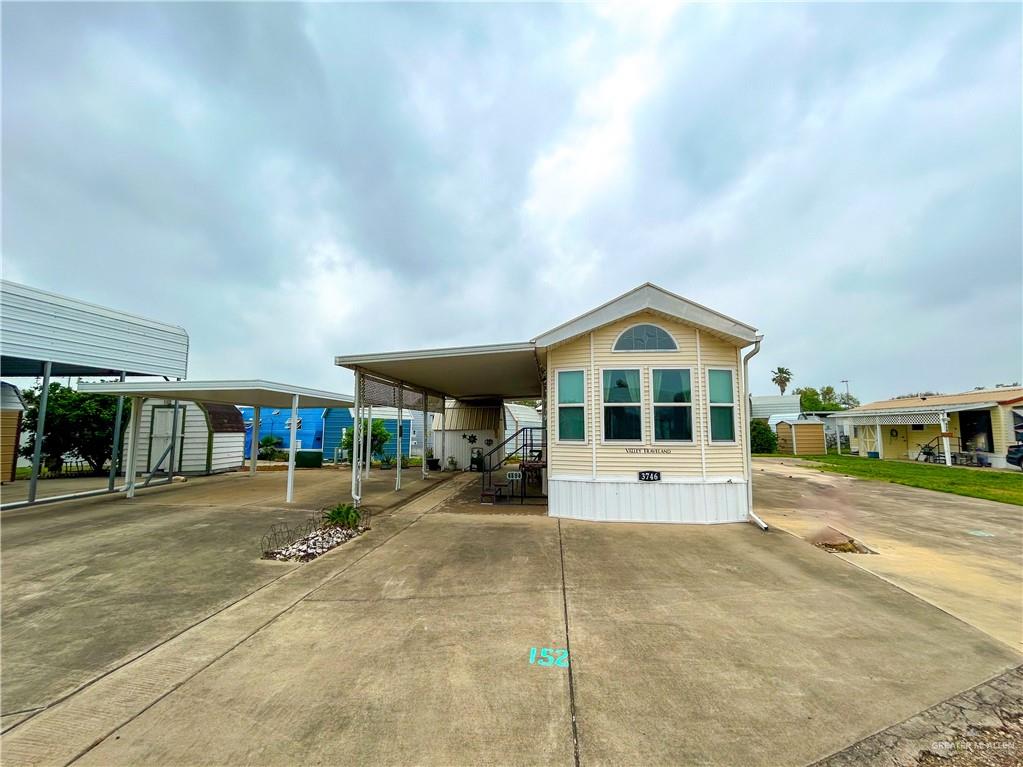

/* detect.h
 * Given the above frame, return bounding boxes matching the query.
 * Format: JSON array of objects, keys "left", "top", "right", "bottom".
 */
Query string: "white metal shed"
[{"left": 125, "top": 399, "right": 246, "bottom": 475}]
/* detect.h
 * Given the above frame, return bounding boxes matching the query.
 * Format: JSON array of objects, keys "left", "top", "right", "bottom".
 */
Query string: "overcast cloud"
[{"left": 3, "top": 2, "right": 1020, "bottom": 401}]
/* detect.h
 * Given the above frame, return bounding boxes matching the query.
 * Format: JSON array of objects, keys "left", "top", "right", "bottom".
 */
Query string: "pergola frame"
[{"left": 348, "top": 370, "right": 442, "bottom": 508}]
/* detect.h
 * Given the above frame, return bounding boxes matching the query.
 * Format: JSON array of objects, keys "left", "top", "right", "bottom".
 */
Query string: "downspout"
[{"left": 742, "top": 335, "right": 768, "bottom": 531}]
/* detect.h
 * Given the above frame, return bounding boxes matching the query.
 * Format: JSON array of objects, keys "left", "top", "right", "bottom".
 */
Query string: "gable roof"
[
  {"left": 842, "top": 387, "right": 1023, "bottom": 415},
  {"left": 531, "top": 283, "right": 758, "bottom": 349}
]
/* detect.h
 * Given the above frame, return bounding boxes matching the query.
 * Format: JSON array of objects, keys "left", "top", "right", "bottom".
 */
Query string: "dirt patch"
[{"left": 808, "top": 525, "right": 873, "bottom": 554}]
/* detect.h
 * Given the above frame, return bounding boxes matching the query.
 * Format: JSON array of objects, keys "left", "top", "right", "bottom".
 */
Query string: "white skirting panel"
[{"left": 548, "top": 477, "right": 749, "bottom": 524}]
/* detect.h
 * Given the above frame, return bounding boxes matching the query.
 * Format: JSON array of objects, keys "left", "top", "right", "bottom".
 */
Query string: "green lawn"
[{"left": 800, "top": 454, "right": 1023, "bottom": 506}]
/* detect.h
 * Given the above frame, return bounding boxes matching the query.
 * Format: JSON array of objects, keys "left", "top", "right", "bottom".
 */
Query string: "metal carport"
[
  {"left": 78, "top": 380, "right": 353, "bottom": 502},
  {"left": 0, "top": 279, "right": 189, "bottom": 508}
]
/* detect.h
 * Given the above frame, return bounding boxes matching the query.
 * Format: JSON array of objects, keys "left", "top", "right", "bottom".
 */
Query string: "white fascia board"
[
  {"left": 335, "top": 341, "right": 534, "bottom": 367},
  {"left": 78, "top": 379, "right": 354, "bottom": 408},
  {"left": 840, "top": 402, "right": 998, "bottom": 419},
  {"left": 531, "top": 283, "right": 758, "bottom": 348}
]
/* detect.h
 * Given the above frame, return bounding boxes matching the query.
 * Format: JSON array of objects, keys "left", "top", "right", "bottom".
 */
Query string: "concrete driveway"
[
  {"left": 4, "top": 473, "right": 1019, "bottom": 767},
  {"left": 0, "top": 467, "right": 444, "bottom": 728},
  {"left": 753, "top": 458, "right": 1023, "bottom": 651}
]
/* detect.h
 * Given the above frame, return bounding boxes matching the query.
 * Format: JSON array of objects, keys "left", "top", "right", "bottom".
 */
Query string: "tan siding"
[
  {"left": 546, "top": 311, "right": 747, "bottom": 479},
  {"left": 777, "top": 422, "right": 826, "bottom": 455},
  {"left": 992, "top": 405, "right": 1011, "bottom": 454},
  {"left": 547, "top": 334, "right": 592, "bottom": 476},
  {"left": 1, "top": 410, "right": 21, "bottom": 482}
]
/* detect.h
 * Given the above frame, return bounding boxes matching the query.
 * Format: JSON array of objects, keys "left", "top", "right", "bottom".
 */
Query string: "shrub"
[
  {"left": 322, "top": 503, "right": 361, "bottom": 529},
  {"left": 258, "top": 435, "right": 282, "bottom": 460},
  {"left": 342, "top": 419, "right": 391, "bottom": 463},
  {"left": 750, "top": 419, "right": 778, "bottom": 454}
]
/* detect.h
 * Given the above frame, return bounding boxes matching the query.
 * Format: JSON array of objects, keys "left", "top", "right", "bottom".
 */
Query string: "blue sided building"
[
  {"left": 321, "top": 407, "right": 421, "bottom": 463},
  {"left": 239, "top": 406, "right": 326, "bottom": 459}
]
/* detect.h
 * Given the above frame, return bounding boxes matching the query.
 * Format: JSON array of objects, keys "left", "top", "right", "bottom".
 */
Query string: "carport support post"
[
  {"left": 286, "top": 393, "right": 299, "bottom": 503},
  {"left": 875, "top": 417, "right": 883, "bottom": 459},
  {"left": 940, "top": 412, "right": 952, "bottom": 466},
  {"left": 125, "top": 396, "right": 143, "bottom": 498},
  {"left": 351, "top": 372, "right": 362, "bottom": 506},
  {"left": 440, "top": 401, "right": 446, "bottom": 470},
  {"left": 167, "top": 399, "right": 180, "bottom": 482},
  {"left": 27, "top": 360, "right": 53, "bottom": 503},
  {"left": 395, "top": 384, "right": 403, "bottom": 491},
  {"left": 422, "top": 391, "right": 428, "bottom": 479},
  {"left": 250, "top": 406, "right": 260, "bottom": 476},
  {"left": 363, "top": 404, "right": 372, "bottom": 480},
  {"left": 107, "top": 372, "right": 127, "bottom": 492}
]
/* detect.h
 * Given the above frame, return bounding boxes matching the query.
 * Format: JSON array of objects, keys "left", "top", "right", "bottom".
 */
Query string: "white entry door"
[{"left": 149, "top": 406, "right": 184, "bottom": 472}]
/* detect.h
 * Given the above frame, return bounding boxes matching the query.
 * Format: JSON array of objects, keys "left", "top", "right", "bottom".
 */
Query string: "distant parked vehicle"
[{"left": 1006, "top": 444, "right": 1023, "bottom": 470}]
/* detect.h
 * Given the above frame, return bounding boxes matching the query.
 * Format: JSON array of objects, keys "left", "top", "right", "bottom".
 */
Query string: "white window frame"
[
  {"left": 554, "top": 368, "right": 587, "bottom": 444},
  {"left": 600, "top": 366, "right": 644, "bottom": 444},
  {"left": 650, "top": 367, "right": 694, "bottom": 444},
  {"left": 706, "top": 367, "right": 738, "bottom": 445},
  {"left": 611, "top": 323, "right": 679, "bottom": 353}
]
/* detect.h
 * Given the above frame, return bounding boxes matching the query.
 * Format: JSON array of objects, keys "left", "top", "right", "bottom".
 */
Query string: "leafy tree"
[
  {"left": 820, "top": 385, "right": 838, "bottom": 405},
  {"left": 770, "top": 367, "right": 793, "bottom": 395},
  {"left": 750, "top": 419, "right": 778, "bottom": 454},
  {"left": 794, "top": 386, "right": 823, "bottom": 412},
  {"left": 19, "top": 382, "right": 130, "bottom": 474},
  {"left": 342, "top": 419, "right": 392, "bottom": 463},
  {"left": 838, "top": 392, "right": 860, "bottom": 409},
  {"left": 796, "top": 385, "right": 850, "bottom": 412}
]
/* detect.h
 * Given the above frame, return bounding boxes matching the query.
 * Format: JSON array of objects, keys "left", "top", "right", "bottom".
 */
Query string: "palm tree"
[{"left": 771, "top": 367, "right": 793, "bottom": 395}]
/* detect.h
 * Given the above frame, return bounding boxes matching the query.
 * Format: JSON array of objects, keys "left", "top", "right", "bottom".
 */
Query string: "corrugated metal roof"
[
  {"left": 1, "top": 280, "right": 189, "bottom": 378},
  {"left": 432, "top": 404, "right": 503, "bottom": 431},
  {"left": 844, "top": 387, "right": 1023, "bottom": 414},
  {"left": 751, "top": 395, "right": 801, "bottom": 420},
  {"left": 1, "top": 382, "right": 25, "bottom": 411}
]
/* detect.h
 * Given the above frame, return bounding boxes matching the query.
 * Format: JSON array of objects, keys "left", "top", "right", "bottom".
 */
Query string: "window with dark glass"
[
  {"left": 613, "top": 324, "right": 677, "bottom": 352},
  {"left": 652, "top": 369, "right": 692, "bottom": 441},
  {"left": 708, "top": 369, "right": 735, "bottom": 441},
  {"left": 603, "top": 369, "right": 642, "bottom": 440},
  {"left": 557, "top": 370, "right": 585, "bottom": 441}
]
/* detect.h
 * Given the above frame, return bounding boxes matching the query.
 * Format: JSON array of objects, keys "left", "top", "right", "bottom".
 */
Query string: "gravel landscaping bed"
[{"left": 262, "top": 525, "right": 365, "bottom": 562}]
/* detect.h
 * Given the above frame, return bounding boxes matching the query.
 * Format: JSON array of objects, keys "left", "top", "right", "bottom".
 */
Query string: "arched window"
[{"left": 613, "top": 324, "right": 677, "bottom": 352}]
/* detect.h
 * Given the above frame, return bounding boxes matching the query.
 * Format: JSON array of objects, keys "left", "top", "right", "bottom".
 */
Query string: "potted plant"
[
  {"left": 447, "top": 456, "right": 458, "bottom": 471},
  {"left": 426, "top": 448, "right": 441, "bottom": 472}
]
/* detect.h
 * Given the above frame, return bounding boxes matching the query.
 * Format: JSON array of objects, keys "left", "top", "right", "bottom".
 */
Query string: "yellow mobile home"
[
  {"left": 337, "top": 283, "right": 763, "bottom": 524},
  {"left": 839, "top": 387, "right": 1023, "bottom": 468}
]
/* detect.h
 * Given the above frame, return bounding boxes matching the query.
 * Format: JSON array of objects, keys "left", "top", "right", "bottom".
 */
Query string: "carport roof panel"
[
  {"left": 77, "top": 380, "right": 354, "bottom": 408},
  {"left": 336, "top": 342, "right": 541, "bottom": 399},
  {"left": 1, "top": 279, "right": 189, "bottom": 378}
]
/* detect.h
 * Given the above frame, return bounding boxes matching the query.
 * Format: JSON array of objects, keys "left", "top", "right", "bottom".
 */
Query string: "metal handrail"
[{"left": 480, "top": 427, "right": 545, "bottom": 501}]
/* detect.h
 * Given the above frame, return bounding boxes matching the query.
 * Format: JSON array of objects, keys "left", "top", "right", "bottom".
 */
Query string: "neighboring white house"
[{"left": 123, "top": 399, "right": 245, "bottom": 474}]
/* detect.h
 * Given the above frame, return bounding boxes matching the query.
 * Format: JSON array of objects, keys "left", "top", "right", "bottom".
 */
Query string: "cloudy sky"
[{"left": 3, "top": 2, "right": 1020, "bottom": 402}]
